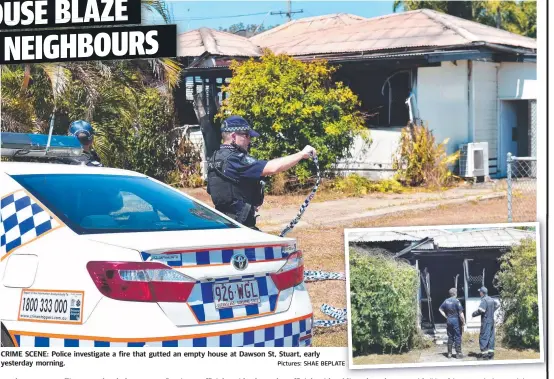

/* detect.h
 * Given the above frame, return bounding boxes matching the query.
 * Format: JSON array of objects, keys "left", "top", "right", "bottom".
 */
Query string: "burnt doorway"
[{"left": 418, "top": 258, "right": 466, "bottom": 327}]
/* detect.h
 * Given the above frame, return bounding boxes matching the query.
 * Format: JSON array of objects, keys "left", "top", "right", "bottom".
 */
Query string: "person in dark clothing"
[
  {"left": 472, "top": 286, "right": 500, "bottom": 360},
  {"left": 207, "top": 115, "right": 315, "bottom": 229},
  {"left": 68, "top": 120, "right": 103, "bottom": 167},
  {"left": 439, "top": 287, "right": 466, "bottom": 359}
]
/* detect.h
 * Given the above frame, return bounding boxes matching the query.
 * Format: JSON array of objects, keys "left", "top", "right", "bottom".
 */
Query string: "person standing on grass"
[
  {"left": 207, "top": 115, "right": 316, "bottom": 230},
  {"left": 439, "top": 287, "right": 466, "bottom": 359},
  {"left": 472, "top": 286, "right": 500, "bottom": 360}
]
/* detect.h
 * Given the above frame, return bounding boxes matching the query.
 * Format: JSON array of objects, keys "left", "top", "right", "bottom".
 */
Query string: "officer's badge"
[{"left": 244, "top": 156, "right": 256, "bottom": 164}]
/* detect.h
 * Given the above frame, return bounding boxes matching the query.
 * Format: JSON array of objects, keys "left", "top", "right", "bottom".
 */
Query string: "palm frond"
[
  {"left": 38, "top": 63, "right": 71, "bottom": 102},
  {"left": 141, "top": 0, "right": 172, "bottom": 23}
]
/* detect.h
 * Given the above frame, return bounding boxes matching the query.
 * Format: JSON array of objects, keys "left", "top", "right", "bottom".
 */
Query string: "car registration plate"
[{"left": 212, "top": 280, "right": 260, "bottom": 309}]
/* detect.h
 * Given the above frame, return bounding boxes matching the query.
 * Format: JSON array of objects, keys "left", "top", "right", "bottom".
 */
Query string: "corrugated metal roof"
[
  {"left": 250, "top": 13, "right": 366, "bottom": 46},
  {"left": 419, "top": 228, "right": 535, "bottom": 249},
  {"left": 349, "top": 229, "right": 451, "bottom": 243},
  {"left": 253, "top": 9, "right": 536, "bottom": 57},
  {"left": 349, "top": 228, "right": 534, "bottom": 249},
  {"left": 177, "top": 28, "right": 263, "bottom": 58}
]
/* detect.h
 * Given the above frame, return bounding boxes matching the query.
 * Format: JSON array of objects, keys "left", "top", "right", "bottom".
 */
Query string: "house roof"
[
  {"left": 253, "top": 9, "right": 537, "bottom": 57},
  {"left": 350, "top": 228, "right": 535, "bottom": 249},
  {"left": 177, "top": 27, "right": 263, "bottom": 58},
  {"left": 249, "top": 13, "right": 366, "bottom": 46},
  {"left": 349, "top": 229, "right": 451, "bottom": 243}
]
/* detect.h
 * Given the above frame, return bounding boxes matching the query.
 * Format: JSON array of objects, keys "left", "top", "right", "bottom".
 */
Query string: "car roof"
[{"left": 1, "top": 162, "right": 146, "bottom": 177}]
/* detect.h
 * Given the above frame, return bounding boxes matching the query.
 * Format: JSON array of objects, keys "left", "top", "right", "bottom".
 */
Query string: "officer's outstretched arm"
[{"left": 262, "top": 146, "right": 316, "bottom": 176}]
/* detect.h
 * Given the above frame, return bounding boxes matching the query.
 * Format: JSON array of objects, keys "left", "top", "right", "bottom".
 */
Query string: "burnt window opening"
[
  {"left": 464, "top": 259, "right": 500, "bottom": 298},
  {"left": 176, "top": 75, "right": 231, "bottom": 126},
  {"left": 335, "top": 68, "right": 414, "bottom": 128}
]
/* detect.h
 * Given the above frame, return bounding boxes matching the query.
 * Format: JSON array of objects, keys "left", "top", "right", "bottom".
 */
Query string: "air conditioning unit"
[{"left": 458, "top": 142, "right": 489, "bottom": 179}]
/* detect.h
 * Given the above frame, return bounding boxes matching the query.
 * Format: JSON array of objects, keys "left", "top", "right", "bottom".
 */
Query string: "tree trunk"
[
  {"left": 446, "top": 1, "right": 473, "bottom": 20},
  {"left": 193, "top": 81, "right": 221, "bottom": 160}
]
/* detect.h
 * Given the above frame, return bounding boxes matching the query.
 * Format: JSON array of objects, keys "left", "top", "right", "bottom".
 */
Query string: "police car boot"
[{"left": 447, "top": 344, "right": 453, "bottom": 358}]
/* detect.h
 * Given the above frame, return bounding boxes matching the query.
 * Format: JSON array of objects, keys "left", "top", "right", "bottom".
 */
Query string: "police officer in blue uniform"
[
  {"left": 68, "top": 120, "right": 103, "bottom": 167},
  {"left": 207, "top": 116, "right": 316, "bottom": 229},
  {"left": 472, "top": 286, "right": 500, "bottom": 360},
  {"left": 439, "top": 288, "right": 466, "bottom": 359}
]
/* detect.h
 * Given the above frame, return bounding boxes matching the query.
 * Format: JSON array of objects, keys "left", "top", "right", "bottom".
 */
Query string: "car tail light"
[
  {"left": 86, "top": 261, "right": 195, "bottom": 302},
  {"left": 270, "top": 251, "right": 304, "bottom": 290}
]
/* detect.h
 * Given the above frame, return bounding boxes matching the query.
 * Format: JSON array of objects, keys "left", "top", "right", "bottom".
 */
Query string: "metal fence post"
[{"left": 507, "top": 153, "right": 512, "bottom": 223}]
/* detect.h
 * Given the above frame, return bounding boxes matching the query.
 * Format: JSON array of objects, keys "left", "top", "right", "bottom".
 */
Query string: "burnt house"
[
  {"left": 349, "top": 227, "right": 535, "bottom": 340},
  {"left": 176, "top": 10, "right": 537, "bottom": 180}
]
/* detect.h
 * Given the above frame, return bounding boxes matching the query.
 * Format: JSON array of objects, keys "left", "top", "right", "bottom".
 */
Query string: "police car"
[{"left": 0, "top": 133, "right": 313, "bottom": 347}]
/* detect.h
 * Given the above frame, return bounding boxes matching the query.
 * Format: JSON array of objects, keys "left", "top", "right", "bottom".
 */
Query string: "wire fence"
[{"left": 507, "top": 153, "right": 537, "bottom": 222}]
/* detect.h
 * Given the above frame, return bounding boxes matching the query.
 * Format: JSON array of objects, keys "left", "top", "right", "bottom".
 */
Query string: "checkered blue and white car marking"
[
  {"left": 13, "top": 316, "right": 312, "bottom": 347},
  {"left": 141, "top": 246, "right": 287, "bottom": 267},
  {"left": 187, "top": 274, "right": 281, "bottom": 322},
  {"left": 0, "top": 190, "right": 61, "bottom": 258}
]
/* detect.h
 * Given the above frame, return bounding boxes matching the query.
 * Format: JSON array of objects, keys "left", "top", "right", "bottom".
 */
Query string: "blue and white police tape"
[
  {"left": 304, "top": 269, "right": 347, "bottom": 328},
  {"left": 279, "top": 154, "right": 321, "bottom": 238},
  {"left": 304, "top": 270, "right": 346, "bottom": 282},
  {"left": 314, "top": 304, "right": 347, "bottom": 328}
]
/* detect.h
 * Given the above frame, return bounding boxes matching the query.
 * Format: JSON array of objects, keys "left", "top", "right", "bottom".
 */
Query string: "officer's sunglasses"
[{"left": 235, "top": 132, "right": 251, "bottom": 139}]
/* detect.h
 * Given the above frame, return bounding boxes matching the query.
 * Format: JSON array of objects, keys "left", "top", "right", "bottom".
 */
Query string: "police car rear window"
[{"left": 11, "top": 174, "right": 238, "bottom": 234}]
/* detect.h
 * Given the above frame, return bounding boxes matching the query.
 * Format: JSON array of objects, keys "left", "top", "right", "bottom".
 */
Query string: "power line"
[
  {"left": 151, "top": 11, "right": 271, "bottom": 22},
  {"left": 271, "top": 0, "right": 303, "bottom": 22}
]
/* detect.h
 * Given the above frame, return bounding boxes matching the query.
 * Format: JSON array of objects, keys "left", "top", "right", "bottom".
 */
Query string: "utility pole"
[{"left": 270, "top": 0, "right": 303, "bottom": 22}]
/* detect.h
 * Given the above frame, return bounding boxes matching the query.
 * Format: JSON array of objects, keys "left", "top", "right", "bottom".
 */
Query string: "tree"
[
  {"left": 350, "top": 250, "right": 419, "bottom": 354},
  {"left": 219, "top": 23, "right": 277, "bottom": 37},
  {"left": 393, "top": 0, "right": 537, "bottom": 38},
  {"left": 217, "top": 52, "right": 367, "bottom": 183},
  {"left": 494, "top": 238, "right": 540, "bottom": 350}
]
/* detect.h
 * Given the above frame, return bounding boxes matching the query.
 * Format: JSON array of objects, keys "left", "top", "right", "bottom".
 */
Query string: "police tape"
[
  {"left": 304, "top": 270, "right": 346, "bottom": 282},
  {"left": 304, "top": 270, "right": 348, "bottom": 328},
  {"left": 279, "top": 154, "right": 346, "bottom": 328},
  {"left": 314, "top": 304, "right": 347, "bottom": 328},
  {"left": 279, "top": 154, "right": 321, "bottom": 238}
]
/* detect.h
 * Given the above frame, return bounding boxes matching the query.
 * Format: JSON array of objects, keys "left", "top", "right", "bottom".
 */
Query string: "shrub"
[
  {"left": 122, "top": 88, "right": 176, "bottom": 182},
  {"left": 174, "top": 137, "right": 205, "bottom": 188},
  {"left": 330, "top": 174, "right": 404, "bottom": 196},
  {"left": 350, "top": 249, "right": 419, "bottom": 355},
  {"left": 217, "top": 51, "right": 368, "bottom": 184},
  {"left": 494, "top": 237, "right": 540, "bottom": 350},
  {"left": 393, "top": 123, "right": 459, "bottom": 188}
]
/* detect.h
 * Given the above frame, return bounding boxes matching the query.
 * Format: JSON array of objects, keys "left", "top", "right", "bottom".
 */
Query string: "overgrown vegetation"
[
  {"left": 494, "top": 237, "right": 540, "bottom": 350},
  {"left": 393, "top": 123, "right": 459, "bottom": 188},
  {"left": 329, "top": 175, "right": 404, "bottom": 196},
  {"left": 350, "top": 249, "right": 419, "bottom": 355},
  {"left": 393, "top": 1, "right": 537, "bottom": 38},
  {"left": 1, "top": 62, "right": 182, "bottom": 183},
  {"left": 217, "top": 51, "right": 368, "bottom": 186}
]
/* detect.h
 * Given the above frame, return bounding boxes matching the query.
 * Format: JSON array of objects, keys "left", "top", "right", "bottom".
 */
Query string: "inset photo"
[{"left": 345, "top": 223, "right": 543, "bottom": 369}]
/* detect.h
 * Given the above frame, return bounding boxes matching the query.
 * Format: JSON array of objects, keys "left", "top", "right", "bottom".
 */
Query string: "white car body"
[{"left": 0, "top": 162, "right": 313, "bottom": 347}]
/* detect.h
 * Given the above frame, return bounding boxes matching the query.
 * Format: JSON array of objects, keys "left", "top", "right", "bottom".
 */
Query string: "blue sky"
[{"left": 145, "top": 1, "right": 397, "bottom": 33}]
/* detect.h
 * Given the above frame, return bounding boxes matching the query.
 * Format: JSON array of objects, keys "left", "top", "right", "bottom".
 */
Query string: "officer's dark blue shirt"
[
  {"left": 220, "top": 144, "right": 267, "bottom": 180},
  {"left": 440, "top": 297, "right": 464, "bottom": 319}
]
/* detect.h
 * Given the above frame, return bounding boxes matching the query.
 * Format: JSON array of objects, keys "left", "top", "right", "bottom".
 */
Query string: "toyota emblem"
[{"left": 231, "top": 252, "right": 248, "bottom": 271}]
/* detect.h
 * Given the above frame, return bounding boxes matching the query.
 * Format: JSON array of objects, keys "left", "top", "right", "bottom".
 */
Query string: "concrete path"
[{"left": 257, "top": 184, "right": 506, "bottom": 232}]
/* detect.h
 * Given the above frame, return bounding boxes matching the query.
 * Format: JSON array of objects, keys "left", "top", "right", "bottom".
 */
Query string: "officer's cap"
[
  {"left": 221, "top": 116, "right": 260, "bottom": 138},
  {"left": 69, "top": 120, "right": 94, "bottom": 142},
  {"left": 479, "top": 286, "right": 488, "bottom": 295}
]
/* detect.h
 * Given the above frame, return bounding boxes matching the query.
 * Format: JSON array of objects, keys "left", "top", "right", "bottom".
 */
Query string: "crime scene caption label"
[{"left": 0, "top": 350, "right": 345, "bottom": 369}]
